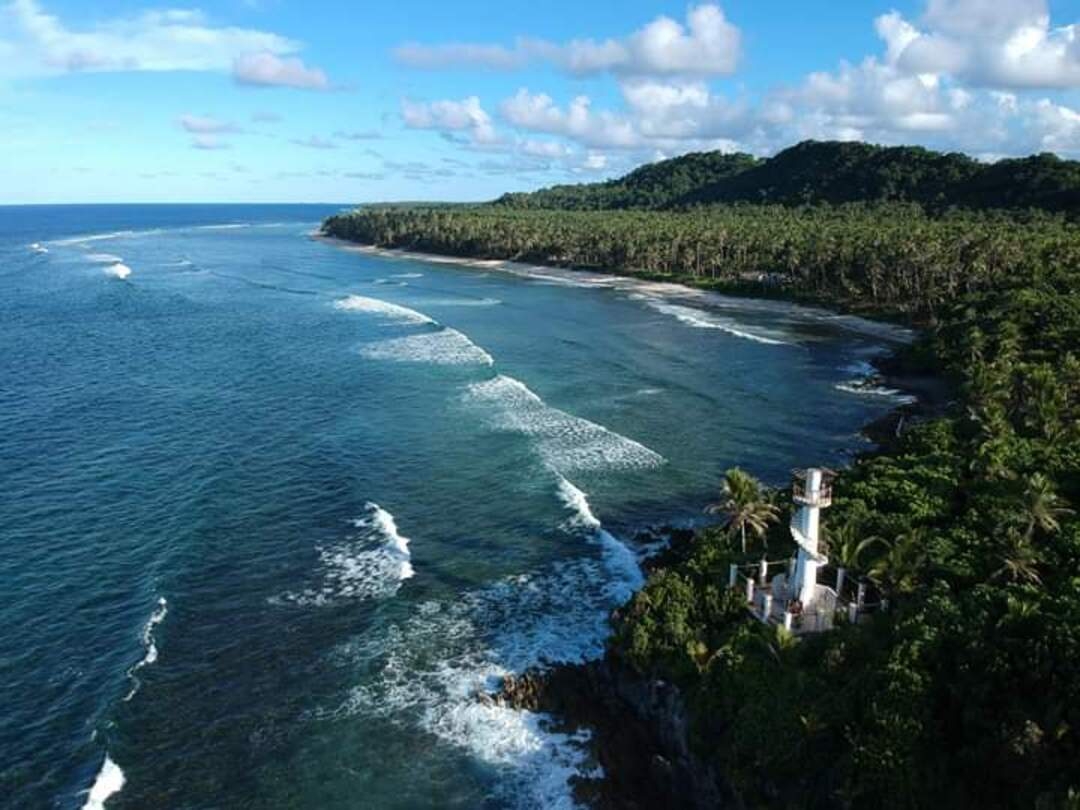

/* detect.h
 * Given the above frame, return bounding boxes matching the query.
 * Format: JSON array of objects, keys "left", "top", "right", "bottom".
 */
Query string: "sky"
[{"left": 1, "top": 0, "right": 1079, "bottom": 203}]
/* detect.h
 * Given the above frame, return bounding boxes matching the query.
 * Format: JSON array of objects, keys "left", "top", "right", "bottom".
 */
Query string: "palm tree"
[
  {"left": 868, "top": 528, "right": 929, "bottom": 597},
  {"left": 1018, "top": 473, "right": 1074, "bottom": 541},
  {"left": 824, "top": 522, "right": 887, "bottom": 598},
  {"left": 993, "top": 529, "right": 1042, "bottom": 586},
  {"left": 705, "top": 468, "right": 780, "bottom": 555}
]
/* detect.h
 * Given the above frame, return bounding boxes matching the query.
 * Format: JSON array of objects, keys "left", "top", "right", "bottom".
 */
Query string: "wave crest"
[
  {"left": 273, "top": 503, "right": 414, "bottom": 606},
  {"left": 465, "top": 375, "right": 664, "bottom": 472},
  {"left": 334, "top": 295, "right": 434, "bottom": 325}
]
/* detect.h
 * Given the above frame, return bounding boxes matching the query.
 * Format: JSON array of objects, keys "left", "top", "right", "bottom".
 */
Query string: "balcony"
[{"left": 792, "top": 468, "right": 836, "bottom": 508}]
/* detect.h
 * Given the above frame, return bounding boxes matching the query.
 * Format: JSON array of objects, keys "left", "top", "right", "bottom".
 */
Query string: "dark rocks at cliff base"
[{"left": 490, "top": 659, "right": 737, "bottom": 810}]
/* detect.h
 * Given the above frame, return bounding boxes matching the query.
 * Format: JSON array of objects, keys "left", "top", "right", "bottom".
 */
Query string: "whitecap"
[
  {"left": 331, "top": 481, "right": 647, "bottom": 809},
  {"left": 104, "top": 263, "right": 132, "bottom": 280},
  {"left": 86, "top": 253, "right": 123, "bottom": 264},
  {"left": 636, "top": 297, "right": 790, "bottom": 345},
  {"left": 29, "top": 242, "right": 48, "bottom": 254},
  {"left": 333, "top": 295, "right": 434, "bottom": 325},
  {"left": 360, "top": 327, "right": 494, "bottom": 366},
  {"left": 52, "top": 228, "right": 162, "bottom": 246},
  {"left": 464, "top": 375, "right": 664, "bottom": 472},
  {"left": 273, "top": 503, "right": 413, "bottom": 606},
  {"left": 82, "top": 755, "right": 124, "bottom": 810},
  {"left": 391, "top": 272, "right": 424, "bottom": 278},
  {"left": 556, "top": 476, "right": 644, "bottom": 602},
  {"left": 835, "top": 381, "right": 916, "bottom": 404},
  {"left": 124, "top": 597, "right": 168, "bottom": 702}
]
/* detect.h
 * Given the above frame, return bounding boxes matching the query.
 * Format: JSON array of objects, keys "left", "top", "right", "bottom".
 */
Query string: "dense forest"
[
  {"left": 323, "top": 140, "right": 1080, "bottom": 808},
  {"left": 494, "top": 140, "right": 1080, "bottom": 214}
]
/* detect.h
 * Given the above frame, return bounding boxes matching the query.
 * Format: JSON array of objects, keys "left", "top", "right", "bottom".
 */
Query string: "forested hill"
[
  {"left": 495, "top": 151, "right": 760, "bottom": 210},
  {"left": 494, "top": 140, "right": 1080, "bottom": 214}
]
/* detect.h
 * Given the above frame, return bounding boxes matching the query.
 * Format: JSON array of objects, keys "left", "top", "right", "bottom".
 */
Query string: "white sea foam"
[
  {"left": 333, "top": 295, "right": 434, "bottom": 325},
  {"left": 636, "top": 297, "right": 790, "bottom": 345},
  {"left": 413, "top": 297, "right": 502, "bottom": 308},
  {"left": 82, "top": 755, "right": 124, "bottom": 810},
  {"left": 835, "top": 381, "right": 917, "bottom": 404},
  {"left": 360, "top": 327, "right": 494, "bottom": 366},
  {"left": 332, "top": 481, "right": 648, "bottom": 808},
  {"left": 274, "top": 504, "right": 413, "bottom": 606},
  {"left": 29, "top": 242, "right": 48, "bottom": 254},
  {"left": 465, "top": 375, "right": 664, "bottom": 472},
  {"left": 322, "top": 470, "right": 655, "bottom": 808},
  {"left": 556, "top": 476, "right": 644, "bottom": 602},
  {"left": 391, "top": 272, "right": 424, "bottom": 278},
  {"left": 53, "top": 228, "right": 164, "bottom": 246},
  {"left": 124, "top": 597, "right": 168, "bottom": 702},
  {"left": 104, "top": 263, "right": 132, "bottom": 280},
  {"left": 86, "top": 253, "right": 123, "bottom": 264}
]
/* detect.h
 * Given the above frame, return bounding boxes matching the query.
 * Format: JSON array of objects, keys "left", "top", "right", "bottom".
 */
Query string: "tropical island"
[{"left": 322, "top": 140, "right": 1080, "bottom": 809}]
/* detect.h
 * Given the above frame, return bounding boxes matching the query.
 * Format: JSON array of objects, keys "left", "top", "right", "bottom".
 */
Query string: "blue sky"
[{"left": 1, "top": 0, "right": 1078, "bottom": 203}]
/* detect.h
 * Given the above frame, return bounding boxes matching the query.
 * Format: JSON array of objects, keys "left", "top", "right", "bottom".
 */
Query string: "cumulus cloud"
[
  {"left": 401, "top": 96, "right": 498, "bottom": 144},
  {"left": 394, "top": 4, "right": 741, "bottom": 77},
  {"left": 0, "top": 0, "right": 311, "bottom": 79},
  {"left": 233, "top": 52, "right": 330, "bottom": 89},
  {"left": 882, "top": 0, "right": 1080, "bottom": 89},
  {"left": 500, "top": 90, "right": 639, "bottom": 148}
]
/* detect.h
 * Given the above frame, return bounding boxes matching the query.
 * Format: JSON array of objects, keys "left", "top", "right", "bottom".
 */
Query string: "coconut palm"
[
  {"left": 993, "top": 529, "right": 1042, "bottom": 586},
  {"left": 705, "top": 468, "right": 780, "bottom": 555},
  {"left": 1019, "top": 473, "right": 1074, "bottom": 541},
  {"left": 868, "top": 528, "right": 929, "bottom": 597}
]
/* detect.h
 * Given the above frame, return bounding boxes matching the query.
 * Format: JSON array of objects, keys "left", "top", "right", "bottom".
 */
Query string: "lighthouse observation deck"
[{"left": 791, "top": 467, "right": 836, "bottom": 507}]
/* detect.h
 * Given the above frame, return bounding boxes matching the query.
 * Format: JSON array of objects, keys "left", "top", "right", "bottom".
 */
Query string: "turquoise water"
[{"left": 0, "top": 205, "right": 911, "bottom": 809}]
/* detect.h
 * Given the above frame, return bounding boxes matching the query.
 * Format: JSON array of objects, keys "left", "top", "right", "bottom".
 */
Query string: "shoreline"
[
  {"left": 315, "top": 229, "right": 953, "bottom": 808},
  {"left": 311, "top": 233, "right": 918, "bottom": 347}
]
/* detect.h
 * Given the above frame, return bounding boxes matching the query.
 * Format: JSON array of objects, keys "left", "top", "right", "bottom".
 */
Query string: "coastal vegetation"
[{"left": 324, "top": 140, "right": 1080, "bottom": 808}]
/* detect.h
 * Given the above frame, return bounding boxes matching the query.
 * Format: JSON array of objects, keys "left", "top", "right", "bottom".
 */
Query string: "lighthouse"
[{"left": 790, "top": 468, "right": 834, "bottom": 609}]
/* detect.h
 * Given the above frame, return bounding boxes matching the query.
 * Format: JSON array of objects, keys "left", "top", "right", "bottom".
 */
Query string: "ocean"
[{"left": 0, "top": 204, "right": 911, "bottom": 809}]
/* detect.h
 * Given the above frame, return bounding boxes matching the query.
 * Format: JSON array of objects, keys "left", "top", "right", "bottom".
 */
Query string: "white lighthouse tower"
[{"left": 790, "top": 468, "right": 834, "bottom": 609}]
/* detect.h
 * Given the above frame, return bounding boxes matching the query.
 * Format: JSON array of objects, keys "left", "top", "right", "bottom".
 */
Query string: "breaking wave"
[
  {"left": 332, "top": 476, "right": 643, "bottom": 808},
  {"left": 637, "top": 297, "right": 790, "bottom": 345},
  {"left": 334, "top": 295, "right": 434, "bottom": 325},
  {"left": 29, "top": 242, "right": 48, "bottom": 254},
  {"left": 836, "top": 360, "right": 917, "bottom": 404},
  {"left": 360, "top": 327, "right": 494, "bottom": 366},
  {"left": 82, "top": 755, "right": 124, "bottom": 810},
  {"left": 464, "top": 375, "right": 664, "bottom": 472},
  {"left": 273, "top": 504, "right": 414, "bottom": 606},
  {"left": 124, "top": 597, "right": 168, "bottom": 702},
  {"left": 104, "top": 263, "right": 132, "bottom": 280}
]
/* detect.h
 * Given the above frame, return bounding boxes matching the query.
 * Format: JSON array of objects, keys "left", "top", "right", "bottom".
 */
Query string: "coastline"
[
  {"left": 315, "top": 229, "right": 953, "bottom": 808},
  {"left": 311, "top": 233, "right": 917, "bottom": 347}
]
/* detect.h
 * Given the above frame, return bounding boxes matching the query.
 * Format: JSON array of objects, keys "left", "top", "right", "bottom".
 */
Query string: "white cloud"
[
  {"left": 394, "top": 4, "right": 741, "bottom": 77},
  {"left": 401, "top": 96, "right": 498, "bottom": 144},
  {"left": 1, "top": 0, "right": 314, "bottom": 79},
  {"left": 233, "top": 52, "right": 329, "bottom": 90},
  {"left": 884, "top": 1, "right": 1080, "bottom": 89},
  {"left": 178, "top": 114, "right": 238, "bottom": 134},
  {"left": 500, "top": 90, "right": 640, "bottom": 148},
  {"left": 1029, "top": 98, "right": 1080, "bottom": 152},
  {"left": 191, "top": 134, "right": 230, "bottom": 150}
]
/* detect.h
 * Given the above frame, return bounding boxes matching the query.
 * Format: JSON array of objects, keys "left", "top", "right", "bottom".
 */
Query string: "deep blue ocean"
[{"left": 0, "top": 204, "right": 912, "bottom": 809}]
